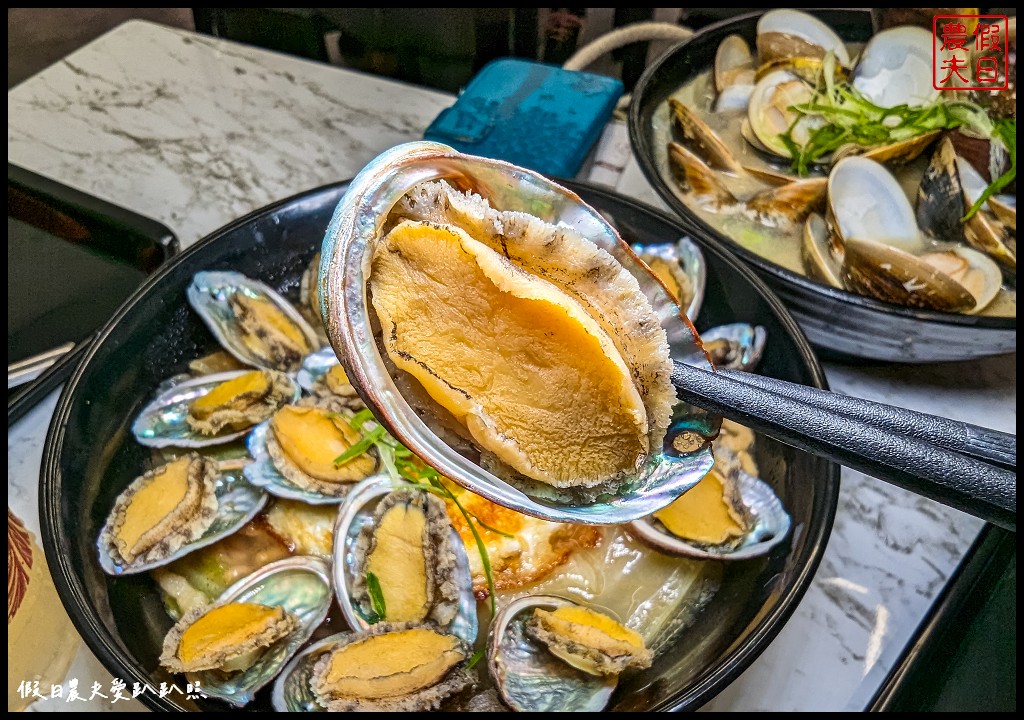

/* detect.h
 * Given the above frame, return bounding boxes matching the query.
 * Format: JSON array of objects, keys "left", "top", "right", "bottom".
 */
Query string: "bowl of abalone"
[
  {"left": 630, "top": 8, "right": 1016, "bottom": 362},
  {"left": 41, "top": 171, "right": 839, "bottom": 711}
]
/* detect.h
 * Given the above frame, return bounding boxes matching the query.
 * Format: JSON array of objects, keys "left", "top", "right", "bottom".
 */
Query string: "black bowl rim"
[
  {"left": 628, "top": 7, "right": 1017, "bottom": 333},
  {"left": 39, "top": 177, "right": 841, "bottom": 712}
]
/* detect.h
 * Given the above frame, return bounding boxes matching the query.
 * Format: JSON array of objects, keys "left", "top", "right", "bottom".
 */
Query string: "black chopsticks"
[{"left": 671, "top": 361, "right": 1016, "bottom": 532}]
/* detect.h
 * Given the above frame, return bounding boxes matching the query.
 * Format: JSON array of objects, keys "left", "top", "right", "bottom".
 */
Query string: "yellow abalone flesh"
[
  {"left": 99, "top": 453, "right": 218, "bottom": 569},
  {"left": 309, "top": 623, "right": 473, "bottom": 712},
  {"left": 266, "top": 403, "right": 377, "bottom": 495},
  {"left": 369, "top": 180, "right": 675, "bottom": 490},
  {"left": 526, "top": 605, "right": 653, "bottom": 677},
  {"left": 187, "top": 369, "right": 295, "bottom": 435},
  {"left": 160, "top": 601, "right": 300, "bottom": 674},
  {"left": 352, "top": 490, "right": 462, "bottom": 626}
]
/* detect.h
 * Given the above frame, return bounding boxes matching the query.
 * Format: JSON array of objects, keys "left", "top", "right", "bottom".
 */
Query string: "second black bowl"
[{"left": 629, "top": 8, "right": 1016, "bottom": 363}]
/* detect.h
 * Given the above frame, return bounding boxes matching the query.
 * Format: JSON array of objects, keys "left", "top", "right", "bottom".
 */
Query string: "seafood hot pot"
[
  {"left": 40, "top": 178, "right": 840, "bottom": 711},
  {"left": 629, "top": 8, "right": 1016, "bottom": 363}
]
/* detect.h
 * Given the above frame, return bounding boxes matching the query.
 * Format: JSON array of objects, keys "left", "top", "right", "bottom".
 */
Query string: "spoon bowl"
[{"left": 319, "top": 141, "right": 719, "bottom": 524}]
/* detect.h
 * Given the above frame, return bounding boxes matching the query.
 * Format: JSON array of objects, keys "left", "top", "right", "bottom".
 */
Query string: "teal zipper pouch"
[{"left": 423, "top": 58, "right": 624, "bottom": 178}]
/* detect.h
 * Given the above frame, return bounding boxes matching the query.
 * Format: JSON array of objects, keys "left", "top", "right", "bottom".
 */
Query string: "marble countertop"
[{"left": 8, "top": 20, "right": 1015, "bottom": 713}]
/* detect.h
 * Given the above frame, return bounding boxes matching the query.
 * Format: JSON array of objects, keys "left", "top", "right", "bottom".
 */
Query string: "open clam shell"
[
  {"left": 187, "top": 270, "right": 321, "bottom": 372},
  {"left": 174, "top": 556, "right": 333, "bottom": 707},
  {"left": 319, "top": 140, "right": 719, "bottom": 524},
  {"left": 628, "top": 467, "right": 791, "bottom": 561},
  {"left": 132, "top": 370, "right": 299, "bottom": 448},
  {"left": 330, "top": 475, "right": 479, "bottom": 644},
  {"left": 97, "top": 460, "right": 268, "bottom": 575},
  {"left": 488, "top": 595, "right": 619, "bottom": 712}
]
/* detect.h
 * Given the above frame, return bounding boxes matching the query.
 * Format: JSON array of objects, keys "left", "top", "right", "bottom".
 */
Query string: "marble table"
[{"left": 7, "top": 20, "right": 1015, "bottom": 712}]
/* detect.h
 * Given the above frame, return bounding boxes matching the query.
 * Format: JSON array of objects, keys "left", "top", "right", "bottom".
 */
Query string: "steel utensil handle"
[{"left": 672, "top": 361, "right": 1016, "bottom": 532}]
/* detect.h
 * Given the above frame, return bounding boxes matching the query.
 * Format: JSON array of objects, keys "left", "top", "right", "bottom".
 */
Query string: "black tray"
[{"left": 7, "top": 164, "right": 178, "bottom": 422}]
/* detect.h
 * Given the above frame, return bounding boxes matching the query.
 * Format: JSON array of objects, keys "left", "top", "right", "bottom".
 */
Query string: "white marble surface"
[{"left": 7, "top": 19, "right": 1015, "bottom": 713}]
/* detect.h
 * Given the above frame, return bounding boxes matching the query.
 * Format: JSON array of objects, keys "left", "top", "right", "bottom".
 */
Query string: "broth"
[{"left": 652, "top": 55, "right": 1016, "bottom": 318}]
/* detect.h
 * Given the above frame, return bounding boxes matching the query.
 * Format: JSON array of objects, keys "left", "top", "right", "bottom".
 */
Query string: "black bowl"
[
  {"left": 40, "top": 178, "right": 839, "bottom": 711},
  {"left": 629, "top": 8, "right": 1016, "bottom": 363}
]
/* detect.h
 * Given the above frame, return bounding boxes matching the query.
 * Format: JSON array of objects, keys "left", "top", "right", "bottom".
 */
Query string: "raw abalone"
[
  {"left": 98, "top": 456, "right": 268, "bottom": 575},
  {"left": 188, "top": 271, "right": 320, "bottom": 372},
  {"left": 244, "top": 401, "right": 378, "bottom": 502},
  {"left": 305, "top": 623, "right": 474, "bottom": 712},
  {"left": 98, "top": 453, "right": 218, "bottom": 570}
]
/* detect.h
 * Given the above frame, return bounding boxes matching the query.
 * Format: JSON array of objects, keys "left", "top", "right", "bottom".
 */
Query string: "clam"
[
  {"left": 321, "top": 140, "right": 718, "bottom": 524},
  {"left": 331, "top": 476, "right": 478, "bottom": 644},
  {"left": 187, "top": 271, "right": 321, "bottom": 373},
  {"left": 746, "top": 69, "right": 823, "bottom": 159},
  {"left": 488, "top": 595, "right": 649, "bottom": 711},
  {"left": 669, "top": 99, "right": 743, "bottom": 173},
  {"left": 244, "top": 402, "right": 379, "bottom": 504},
  {"left": 634, "top": 236, "right": 707, "bottom": 322},
  {"left": 802, "top": 212, "right": 844, "bottom": 288},
  {"left": 296, "top": 346, "right": 364, "bottom": 408},
  {"left": 920, "top": 246, "right": 1003, "bottom": 314},
  {"left": 629, "top": 447, "right": 791, "bottom": 561},
  {"left": 852, "top": 25, "right": 939, "bottom": 108},
  {"left": 746, "top": 176, "right": 827, "bottom": 226},
  {"left": 842, "top": 238, "right": 977, "bottom": 312},
  {"left": 97, "top": 453, "right": 268, "bottom": 575},
  {"left": 713, "top": 83, "right": 755, "bottom": 113},
  {"left": 715, "top": 34, "right": 756, "bottom": 92},
  {"left": 917, "top": 136, "right": 1016, "bottom": 273},
  {"left": 275, "top": 622, "right": 474, "bottom": 712},
  {"left": 692, "top": 323, "right": 767, "bottom": 372},
  {"left": 132, "top": 370, "right": 298, "bottom": 448},
  {"left": 159, "top": 556, "right": 333, "bottom": 707},
  {"left": 827, "top": 156, "right": 925, "bottom": 254},
  {"left": 756, "top": 9, "right": 850, "bottom": 67},
  {"left": 668, "top": 141, "right": 738, "bottom": 208}
]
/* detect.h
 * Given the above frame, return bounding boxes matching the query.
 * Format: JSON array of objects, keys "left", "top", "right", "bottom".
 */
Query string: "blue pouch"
[{"left": 423, "top": 58, "right": 623, "bottom": 178}]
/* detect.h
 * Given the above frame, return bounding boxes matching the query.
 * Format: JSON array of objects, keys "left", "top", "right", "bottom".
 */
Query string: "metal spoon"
[{"left": 319, "top": 141, "right": 718, "bottom": 524}]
